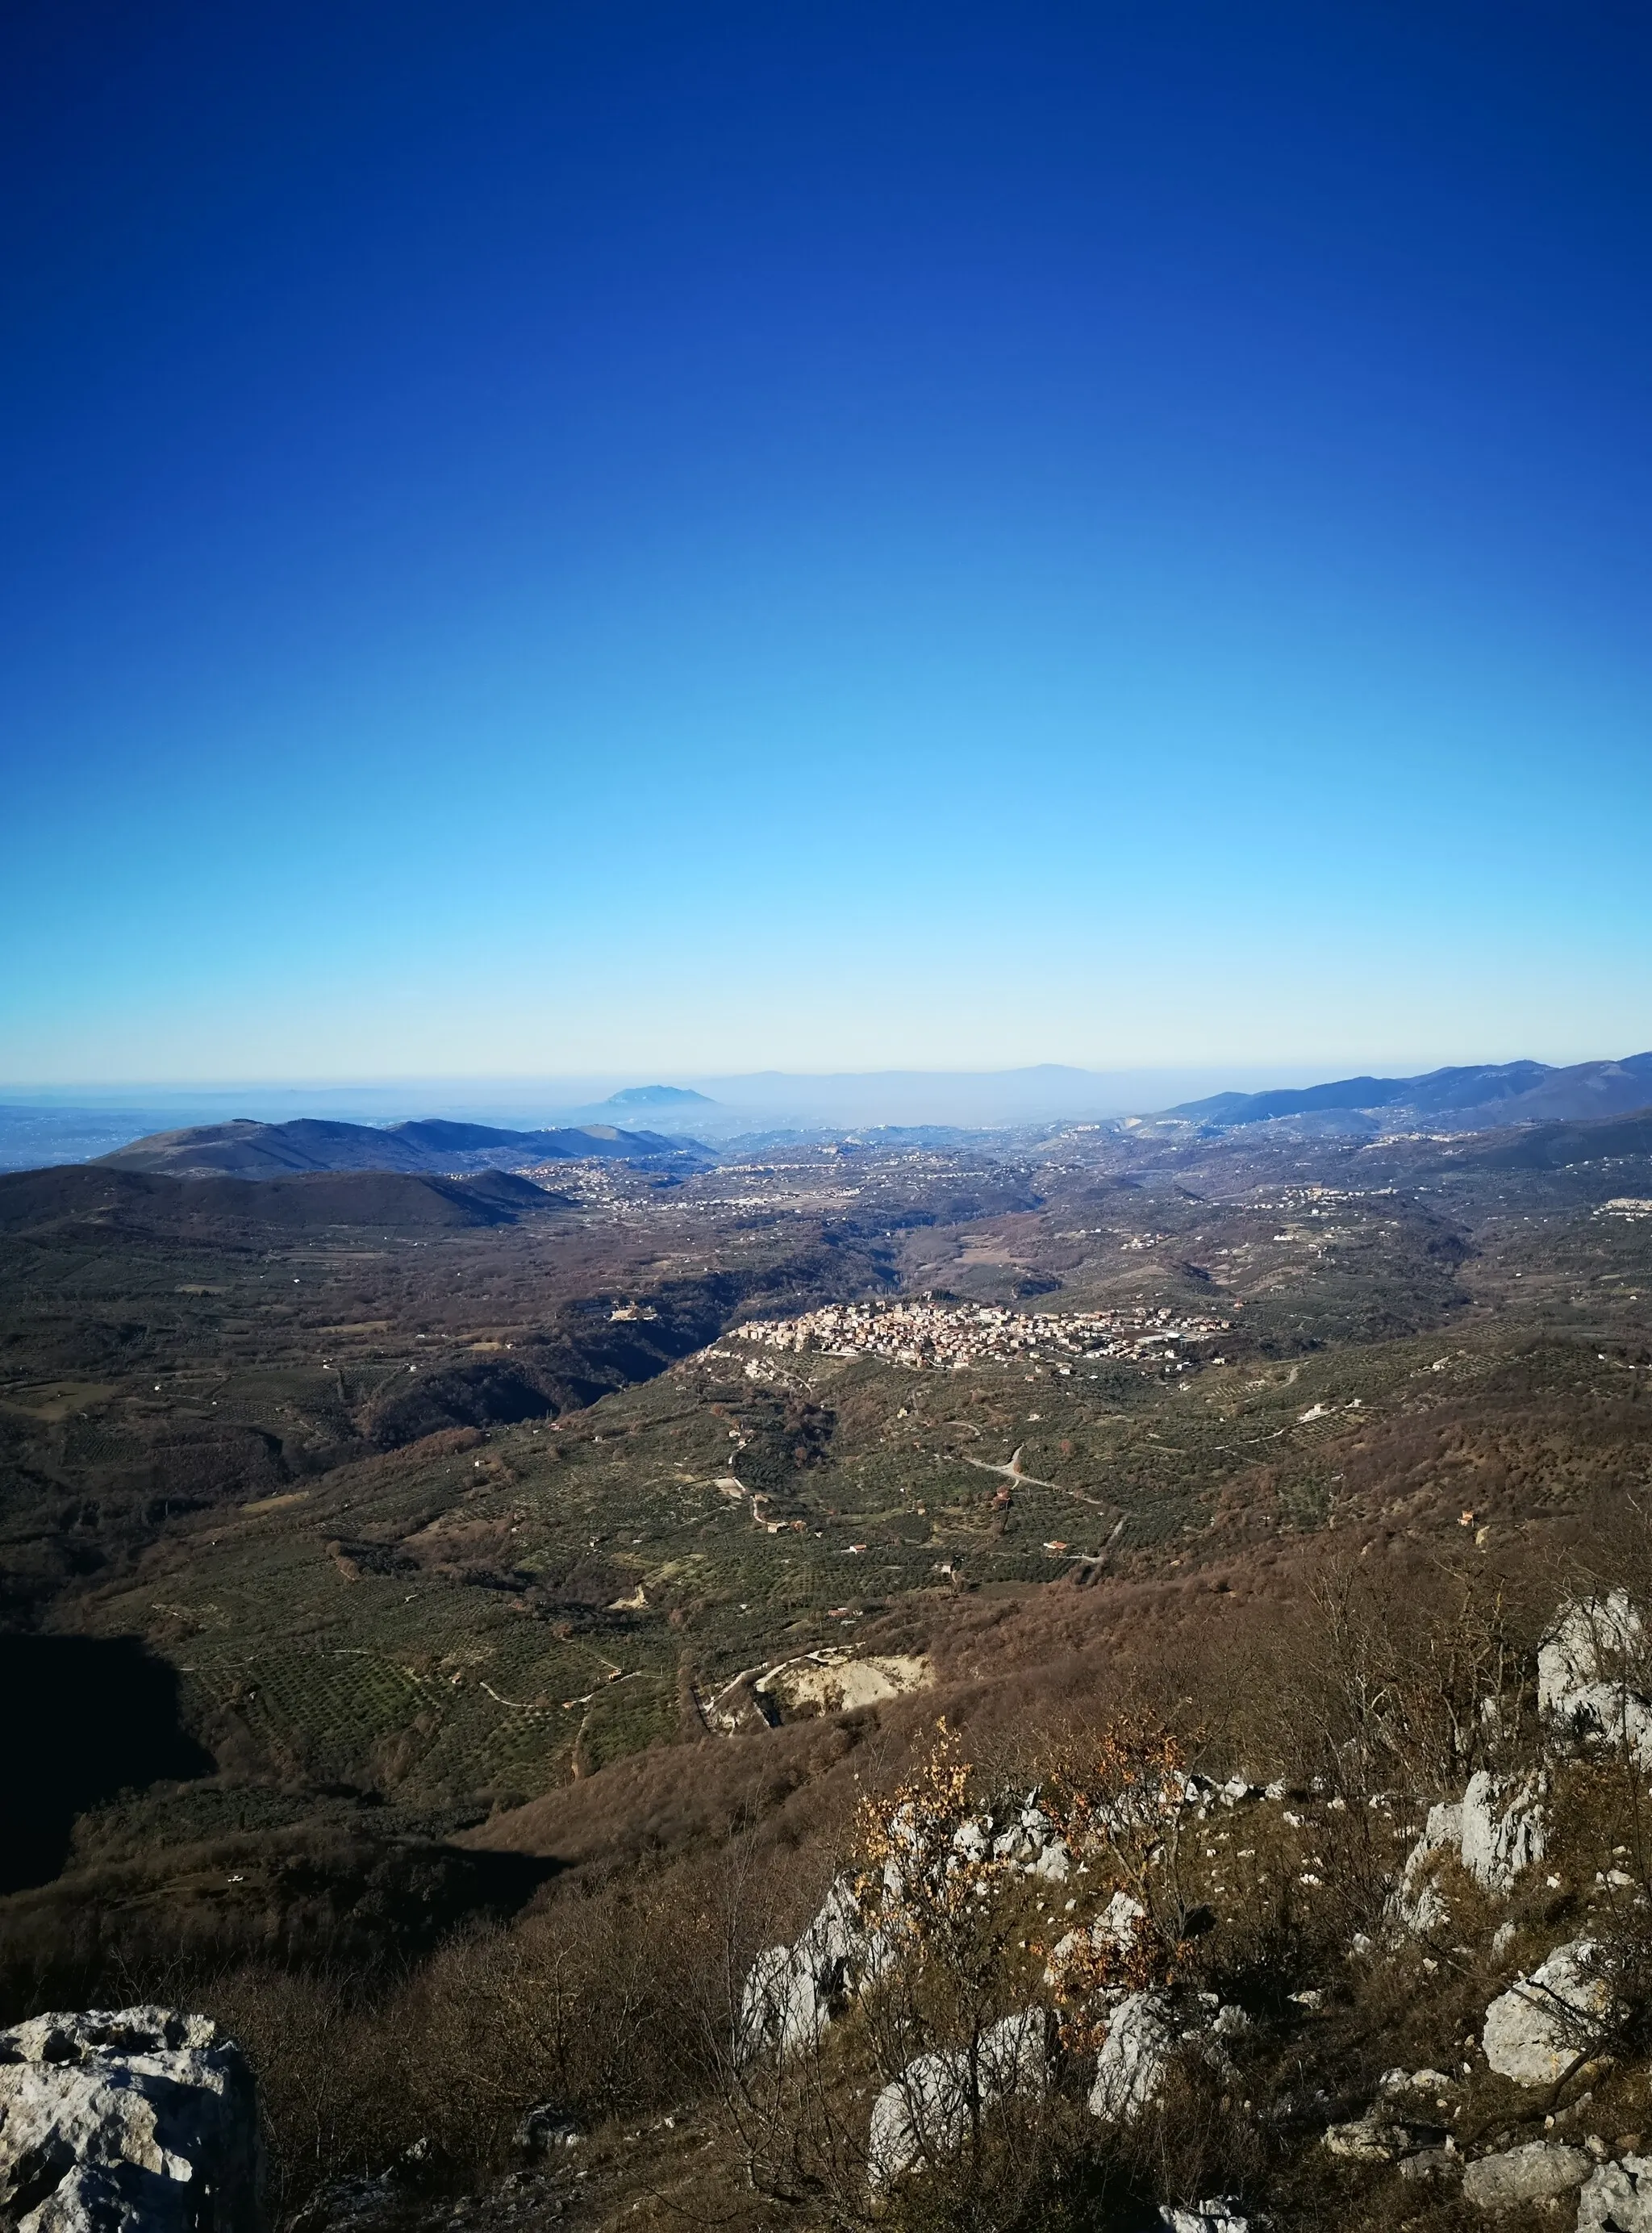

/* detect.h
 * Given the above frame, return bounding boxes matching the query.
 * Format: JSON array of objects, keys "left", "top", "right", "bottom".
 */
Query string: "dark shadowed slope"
[
  {"left": 1462, "top": 1106, "right": 1652, "bottom": 1170},
  {"left": 0, "top": 1637, "right": 213, "bottom": 1891},
  {"left": 0, "top": 1163, "right": 570, "bottom": 1234}
]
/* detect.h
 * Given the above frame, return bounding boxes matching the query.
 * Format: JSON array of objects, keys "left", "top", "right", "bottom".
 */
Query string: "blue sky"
[{"left": 3, "top": 0, "right": 1650, "bottom": 1085}]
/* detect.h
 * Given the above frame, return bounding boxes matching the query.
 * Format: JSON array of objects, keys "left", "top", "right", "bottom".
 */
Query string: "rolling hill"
[
  {"left": 1463, "top": 1104, "right": 1652, "bottom": 1170},
  {"left": 96, "top": 1114, "right": 701, "bottom": 1179},
  {"left": 0, "top": 1162, "right": 570, "bottom": 1235}
]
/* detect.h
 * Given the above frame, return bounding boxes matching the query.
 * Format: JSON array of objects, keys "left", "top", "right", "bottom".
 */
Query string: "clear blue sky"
[{"left": 3, "top": 1, "right": 1649, "bottom": 1085}]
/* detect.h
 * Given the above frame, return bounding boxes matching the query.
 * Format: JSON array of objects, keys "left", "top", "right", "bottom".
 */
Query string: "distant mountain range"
[
  {"left": 6, "top": 1055, "right": 1651, "bottom": 1174},
  {"left": 97, "top": 1115, "right": 704, "bottom": 1180},
  {"left": 1164, "top": 1052, "right": 1652, "bottom": 1135}
]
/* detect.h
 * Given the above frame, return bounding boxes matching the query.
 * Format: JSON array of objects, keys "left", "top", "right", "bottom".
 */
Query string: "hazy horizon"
[
  {"left": 0, "top": 1062, "right": 1342, "bottom": 1125},
  {"left": 6, "top": 1046, "right": 1650, "bottom": 1136}
]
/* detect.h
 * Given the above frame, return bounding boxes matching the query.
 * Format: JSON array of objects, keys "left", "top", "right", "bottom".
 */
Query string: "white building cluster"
[{"left": 730, "top": 1297, "right": 1229, "bottom": 1374}]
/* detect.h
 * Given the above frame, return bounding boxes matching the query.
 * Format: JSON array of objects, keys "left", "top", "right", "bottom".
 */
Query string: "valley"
[
  {"left": 3, "top": 1118, "right": 1649, "bottom": 1849},
  {"left": 2, "top": 1105, "right": 1651, "bottom": 2231}
]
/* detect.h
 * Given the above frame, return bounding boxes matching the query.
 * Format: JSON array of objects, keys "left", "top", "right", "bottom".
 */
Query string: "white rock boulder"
[
  {"left": 1043, "top": 1892, "right": 1147, "bottom": 1988},
  {"left": 1086, "top": 1991, "right": 1249, "bottom": 2123},
  {"left": 1482, "top": 1939, "right": 1612, "bottom": 2086},
  {"left": 1395, "top": 1772, "right": 1548, "bottom": 1931},
  {"left": 1321, "top": 2115, "right": 1410, "bottom": 2163},
  {"left": 1088, "top": 1993, "right": 1178, "bottom": 2121},
  {"left": 991, "top": 1801, "right": 1070, "bottom": 1878},
  {"left": 1462, "top": 2140, "right": 1591, "bottom": 2210},
  {"left": 1160, "top": 2202, "right": 1249, "bottom": 2232},
  {"left": 866, "top": 2010, "right": 1050, "bottom": 2189},
  {"left": 0, "top": 2007, "right": 259, "bottom": 2233}
]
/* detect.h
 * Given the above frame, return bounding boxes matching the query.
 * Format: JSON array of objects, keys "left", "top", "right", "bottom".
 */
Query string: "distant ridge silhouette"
[
  {"left": 96, "top": 1114, "right": 705, "bottom": 1179},
  {"left": 1165, "top": 1052, "right": 1652, "bottom": 1133}
]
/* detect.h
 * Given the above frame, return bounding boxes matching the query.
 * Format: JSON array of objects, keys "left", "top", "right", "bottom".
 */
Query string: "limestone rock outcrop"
[
  {"left": 1459, "top": 1768, "right": 1548, "bottom": 1892},
  {"left": 0, "top": 2007, "right": 259, "bottom": 2233},
  {"left": 1042, "top": 1891, "right": 1146, "bottom": 1987},
  {"left": 1394, "top": 1772, "right": 1549, "bottom": 1930},
  {"left": 1540, "top": 1595, "right": 1652, "bottom": 1765},
  {"left": 1578, "top": 2153, "right": 1652, "bottom": 2231},
  {"left": 1321, "top": 2114, "right": 1412, "bottom": 2164},
  {"left": 1086, "top": 1992, "right": 1247, "bottom": 2122},
  {"left": 1393, "top": 1799, "right": 1463, "bottom": 1933},
  {"left": 739, "top": 1876, "right": 874, "bottom": 2057}
]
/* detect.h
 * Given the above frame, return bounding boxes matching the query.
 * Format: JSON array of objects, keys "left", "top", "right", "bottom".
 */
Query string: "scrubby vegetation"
[{"left": 6, "top": 1530, "right": 1652, "bottom": 2231}]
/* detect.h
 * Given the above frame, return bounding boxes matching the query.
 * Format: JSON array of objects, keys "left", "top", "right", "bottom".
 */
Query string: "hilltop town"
[{"left": 728, "top": 1295, "right": 1233, "bottom": 1375}]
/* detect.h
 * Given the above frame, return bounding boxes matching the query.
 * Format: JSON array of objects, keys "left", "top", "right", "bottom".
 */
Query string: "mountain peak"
[{"left": 602, "top": 1085, "right": 717, "bottom": 1108}]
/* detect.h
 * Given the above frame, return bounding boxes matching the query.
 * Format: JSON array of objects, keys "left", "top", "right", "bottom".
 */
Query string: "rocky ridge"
[{"left": 732, "top": 1591, "right": 1652, "bottom": 2226}]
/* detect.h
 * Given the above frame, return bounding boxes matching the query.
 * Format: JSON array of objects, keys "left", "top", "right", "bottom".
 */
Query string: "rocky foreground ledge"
[{"left": 0, "top": 2008, "right": 258, "bottom": 2233}]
